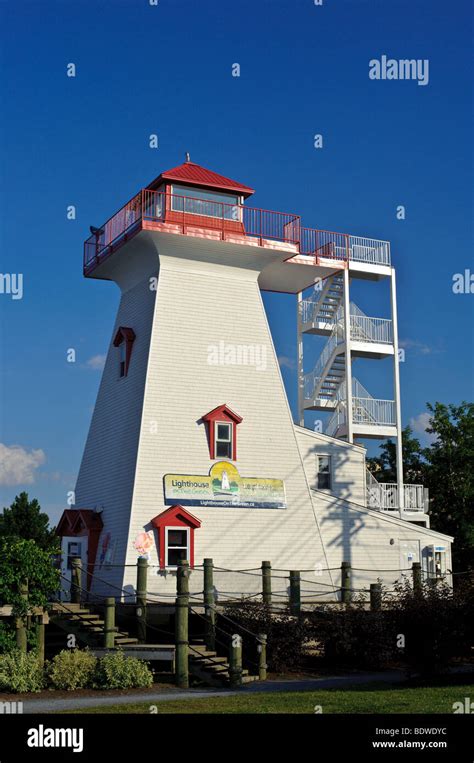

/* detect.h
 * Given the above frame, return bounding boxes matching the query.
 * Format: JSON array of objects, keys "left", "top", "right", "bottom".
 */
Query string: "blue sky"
[{"left": 0, "top": 0, "right": 472, "bottom": 526}]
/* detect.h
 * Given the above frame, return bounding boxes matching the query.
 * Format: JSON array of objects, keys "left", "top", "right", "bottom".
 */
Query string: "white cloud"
[
  {"left": 86, "top": 354, "right": 106, "bottom": 370},
  {"left": 399, "top": 339, "right": 440, "bottom": 356},
  {"left": 409, "top": 413, "right": 435, "bottom": 443},
  {"left": 0, "top": 444, "right": 46, "bottom": 486},
  {"left": 278, "top": 355, "right": 296, "bottom": 370}
]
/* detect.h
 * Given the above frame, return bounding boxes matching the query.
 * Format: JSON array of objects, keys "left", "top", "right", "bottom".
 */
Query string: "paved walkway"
[{"left": 22, "top": 670, "right": 406, "bottom": 713}]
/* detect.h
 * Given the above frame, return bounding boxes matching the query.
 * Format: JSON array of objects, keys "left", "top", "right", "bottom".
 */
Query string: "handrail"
[{"left": 83, "top": 189, "right": 392, "bottom": 271}]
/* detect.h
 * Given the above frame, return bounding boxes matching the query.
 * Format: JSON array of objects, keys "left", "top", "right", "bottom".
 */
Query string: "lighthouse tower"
[{"left": 57, "top": 156, "right": 443, "bottom": 601}]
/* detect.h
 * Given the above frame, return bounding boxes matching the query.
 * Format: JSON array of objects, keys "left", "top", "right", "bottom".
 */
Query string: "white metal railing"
[
  {"left": 366, "top": 473, "right": 428, "bottom": 512},
  {"left": 353, "top": 397, "right": 395, "bottom": 426},
  {"left": 326, "top": 402, "right": 346, "bottom": 437},
  {"left": 303, "top": 321, "right": 344, "bottom": 399},
  {"left": 349, "top": 236, "right": 391, "bottom": 266},
  {"left": 349, "top": 302, "right": 393, "bottom": 344}
]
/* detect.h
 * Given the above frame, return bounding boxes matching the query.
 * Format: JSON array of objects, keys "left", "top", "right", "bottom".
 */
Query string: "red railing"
[{"left": 83, "top": 190, "right": 358, "bottom": 272}]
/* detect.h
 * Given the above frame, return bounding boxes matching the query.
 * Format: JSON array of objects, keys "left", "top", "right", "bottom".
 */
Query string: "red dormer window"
[
  {"left": 151, "top": 505, "right": 201, "bottom": 569},
  {"left": 113, "top": 326, "right": 136, "bottom": 378},
  {"left": 202, "top": 404, "right": 243, "bottom": 461}
]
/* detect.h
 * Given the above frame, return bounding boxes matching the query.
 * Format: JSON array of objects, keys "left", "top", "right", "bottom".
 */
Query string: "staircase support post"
[
  {"left": 229, "top": 634, "right": 243, "bottom": 688},
  {"left": 71, "top": 558, "right": 82, "bottom": 605},
  {"left": 412, "top": 562, "right": 422, "bottom": 597},
  {"left": 297, "top": 291, "right": 305, "bottom": 427},
  {"left": 342, "top": 268, "right": 354, "bottom": 443},
  {"left": 390, "top": 267, "right": 404, "bottom": 517},
  {"left": 370, "top": 583, "right": 382, "bottom": 611},
  {"left": 104, "top": 597, "right": 116, "bottom": 648},
  {"left": 261, "top": 561, "right": 272, "bottom": 606},
  {"left": 136, "top": 558, "right": 148, "bottom": 643},
  {"left": 203, "top": 558, "right": 216, "bottom": 651},
  {"left": 15, "top": 581, "right": 28, "bottom": 653},
  {"left": 175, "top": 560, "right": 189, "bottom": 689},
  {"left": 289, "top": 570, "right": 301, "bottom": 616},
  {"left": 257, "top": 633, "right": 267, "bottom": 681},
  {"left": 341, "top": 562, "right": 351, "bottom": 604}
]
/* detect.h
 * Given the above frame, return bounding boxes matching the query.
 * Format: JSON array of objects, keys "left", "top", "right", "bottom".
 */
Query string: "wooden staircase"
[
  {"left": 50, "top": 602, "right": 139, "bottom": 648},
  {"left": 189, "top": 640, "right": 259, "bottom": 687}
]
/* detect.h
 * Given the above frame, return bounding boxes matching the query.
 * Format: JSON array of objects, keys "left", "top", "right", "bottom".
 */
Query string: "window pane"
[
  {"left": 167, "top": 529, "right": 187, "bottom": 547},
  {"left": 168, "top": 548, "right": 188, "bottom": 566},
  {"left": 216, "top": 440, "right": 232, "bottom": 458},
  {"left": 172, "top": 185, "right": 239, "bottom": 220},
  {"left": 318, "top": 456, "right": 330, "bottom": 473},
  {"left": 317, "top": 472, "right": 331, "bottom": 490},
  {"left": 217, "top": 423, "right": 231, "bottom": 440}
]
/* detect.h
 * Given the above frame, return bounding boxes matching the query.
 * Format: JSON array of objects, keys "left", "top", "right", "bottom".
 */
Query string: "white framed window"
[
  {"left": 171, "top": 184, "right": 240, "bottom": 221},
  {"left": 215, "top": 421, "right": 233, "bottom": 459},
  {"left": 165, "top": 526, "right": 190, "bottom": 568},
  {"left": 317, "top": 455, "right": 332, "bottom": 490}
]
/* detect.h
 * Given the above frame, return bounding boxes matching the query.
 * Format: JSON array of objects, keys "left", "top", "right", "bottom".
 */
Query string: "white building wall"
[
  {"left": 74, "top": 275, "right": 157, "bottom": 595},
  {"left": 119, "top": 240, "right": 334, "bottom": 599}
]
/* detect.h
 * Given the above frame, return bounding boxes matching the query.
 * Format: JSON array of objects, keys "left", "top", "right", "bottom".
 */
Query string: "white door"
[
  {"left": 60, "top": 536, "right": 88, "bottom": 601},
  {"left": 399, "top": 539, "right": 420, "bottom": 572}
]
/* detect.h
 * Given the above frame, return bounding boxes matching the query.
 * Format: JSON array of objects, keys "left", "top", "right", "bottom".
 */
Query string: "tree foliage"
[
  {"left": 0, "top": 537, "right": 60, "bottom": 617},
  {"left": 367, "top": 402, "right": 474, "bottom": 570},
  {"left": 0, "top": 492, "right": 58, "bottom": 551}
]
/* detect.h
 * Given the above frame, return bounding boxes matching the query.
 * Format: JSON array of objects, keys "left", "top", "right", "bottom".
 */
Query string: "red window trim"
[
  {"left": 151, "top": 505, "right": 201, "bottom": 569},
  {"left": 202, "top": 404, "right": 243, "bottom": 461},
  {"left": 113, "top": 326, "right": 136, "bottom": 377}
]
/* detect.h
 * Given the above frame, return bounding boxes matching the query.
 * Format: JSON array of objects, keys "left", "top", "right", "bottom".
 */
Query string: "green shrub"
[
  {"left": 93, "top": 650, "right": 153, "bottom": 689},
  {"left": 0, "top": 621, "right": 16, "bottom": 654},
  {"left": 0, "top": 650, "right": 44, "bottom": 693},
  {"left": 47, "top": 649, "right": 97, "bottom": 691}
]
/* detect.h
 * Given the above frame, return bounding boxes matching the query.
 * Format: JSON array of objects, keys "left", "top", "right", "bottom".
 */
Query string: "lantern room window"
[{"left": 171, "top": 184, "right": 240, "bottom": 221}]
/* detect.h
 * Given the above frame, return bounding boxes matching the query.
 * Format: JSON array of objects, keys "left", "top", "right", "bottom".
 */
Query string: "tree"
[
  {"left": 366, "top": 426, "right": 425, "bottom": 484},
  {"left": 0, "top": 537, "right": 60, "bottom": 652},
  {"left": 423, "top": 402, "right": 474, "bottom": 571},
  {"left": 0, "top": 493, "right": 58, "bottom": 551}
]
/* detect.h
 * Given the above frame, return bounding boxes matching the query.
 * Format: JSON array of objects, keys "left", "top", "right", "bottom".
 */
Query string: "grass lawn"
[{"left": 68, "top": 682, "right": 474, "bottom": 714}]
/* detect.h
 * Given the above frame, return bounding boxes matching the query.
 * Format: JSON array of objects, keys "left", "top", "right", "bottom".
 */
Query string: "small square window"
[{"left": 317, "top": 455, "right": 331, "bottom": 490}]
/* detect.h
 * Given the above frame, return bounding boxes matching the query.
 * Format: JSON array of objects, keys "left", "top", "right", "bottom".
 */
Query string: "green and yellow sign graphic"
[{"left": 164, "top": 462, "right": 286, "bottom": 509}]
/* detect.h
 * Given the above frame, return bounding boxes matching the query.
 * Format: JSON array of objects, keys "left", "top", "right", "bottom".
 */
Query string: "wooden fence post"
[
  {"left": 203, "top": 558, "right": 216, "bottom": 651},
  {"left": 71, "top": 558, "right": 82, "bottom": 605},
  {"left": 15, "top": 581, "right": 28, "bottom": 653},
  {"left": 104, "top": 597, "right": 116, "bottom": 648},
  {"left": 229, "top": 634, "right": 243, "bottom": 688},
  {"left": 175, "top": 560, "right": 189, "bottom": 689},
  {"left": 341, "top": 562, "right": 351, "bottom": 604},
  {"left": 136, "top": 558, "right": 148, "bottom": 643},
  {"left": 257, "top": 633, "right": 267, "bottom": 681},
  {"left": 289, "top": 571, "right": 301, "bottom": 616},
  {"left": 370, "top": 583, "right": 382, "bottom": 611},
  {"left": 262, "top": 561, "right": 272, "bottom": 606},
  {"left": 35, "top": 613, "right": 45, "bottom": 667},
  {"left": 412, "top": 562, "right": 422, "bottom": 596}
]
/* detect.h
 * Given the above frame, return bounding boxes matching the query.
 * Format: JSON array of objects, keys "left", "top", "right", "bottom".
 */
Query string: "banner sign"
[{"left": 164, "top": 462, "right": 286, "bottom": 509}]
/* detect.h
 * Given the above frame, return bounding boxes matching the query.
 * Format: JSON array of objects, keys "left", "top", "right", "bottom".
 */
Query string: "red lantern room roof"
[{"left": 147, "top": 160, "right": 255, "bottom": 198}]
